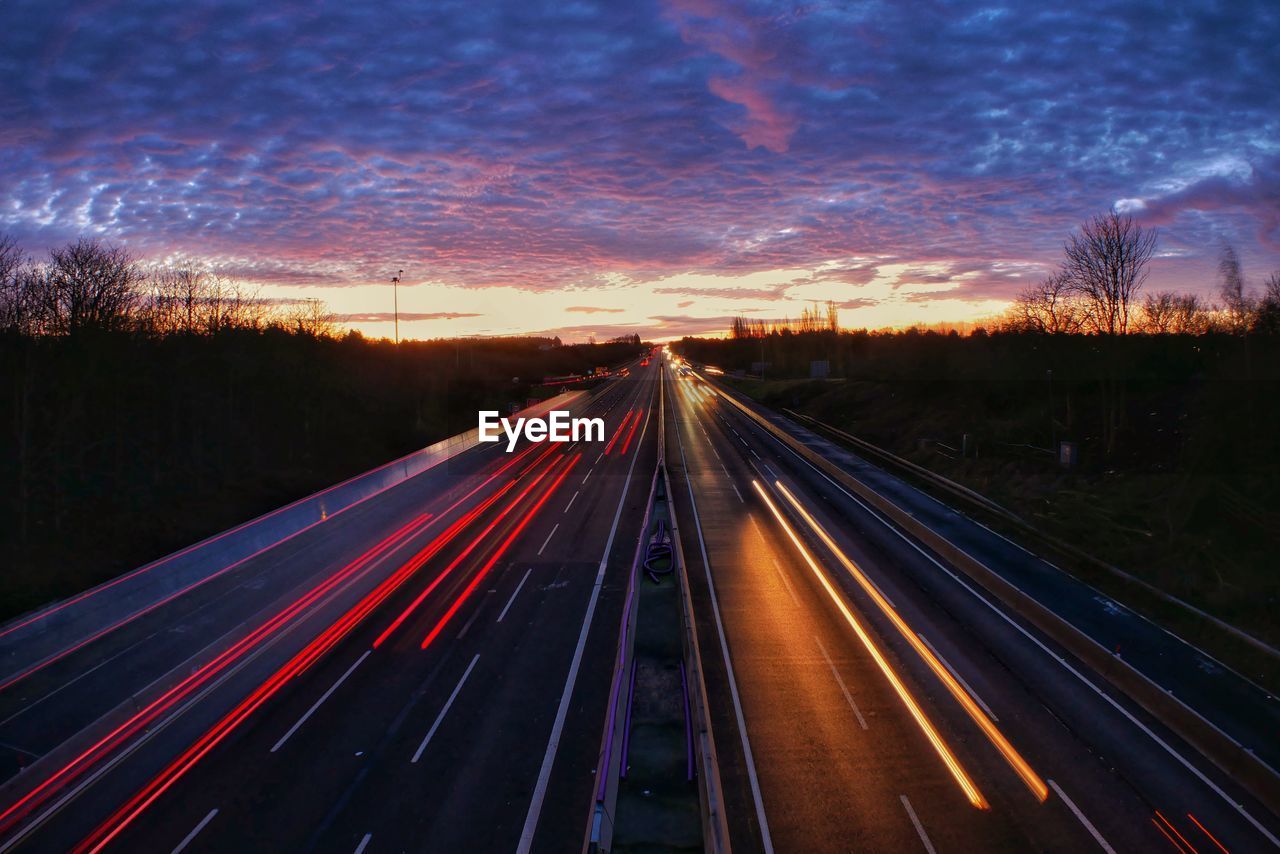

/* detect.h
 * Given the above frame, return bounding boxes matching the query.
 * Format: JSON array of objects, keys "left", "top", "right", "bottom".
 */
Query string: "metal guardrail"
[
  {"left": 780, "top": 408, "right": 1280, "bottom": 665},
  {"left": 703, "top": 375, "right": 1280, "bottom": 819}
]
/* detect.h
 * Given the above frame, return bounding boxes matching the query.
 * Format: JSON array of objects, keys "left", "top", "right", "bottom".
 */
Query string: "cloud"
[
  {"left": 0, "top": 0, "right": 1276, "bottom": 313},
  {"left": 565, "top": 306, "right": 626, "bottom": 314},
  {"left": 340, "top": 311, "right": 481, "bottom": 322}
]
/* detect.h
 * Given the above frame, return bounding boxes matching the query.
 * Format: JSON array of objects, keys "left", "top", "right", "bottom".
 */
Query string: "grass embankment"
[
  {"left": 0, "top": 333, "right": 643, "bottom": 622},
  {"left": 677, "top": 331, "right": 1280, "bottom": 687}
]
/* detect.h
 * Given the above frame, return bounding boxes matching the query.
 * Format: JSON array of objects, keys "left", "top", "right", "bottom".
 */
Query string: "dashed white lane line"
[
  {"left": 563, "top": 490, "right": 580, "bottom": 513},
  {"left": 496, "top": 568, "right": 532, "bottom": 622},
  {"left": 750, "top": 449, "right": 762, "bottom": 460},
  {"left": 538, "top": 523, "right": 560, "bottom": 556},
  {"left": 917, "top": 633, "right": 997, "bottom": 721},
  {"left": 498, "top": 568, "right": 534, "bottom": 622},
  {"left": 764, "top": 463, "right": 778, "bottom": 479},
  {"left": 815, "top": 636, "right": 868, "bottom": 730},
  {"left": 272, "top": 650, "right": 372, "bottom": 753},
  {"left": 731, "top": 483, "right": 745, "bottom": 503},
  {"left": 172, "top": 808, "right": 218, "bottom": 854},
  {"left": 595, "top": 452, "right": 604, "bottom": 465},
  {"left": 1048, "top": 779, "right": 1116, "bottom": 853},
  {"left": 900, "top": 795, "right": 936, "bottom": 854},
  {"left": 770, "top": 557, "right": 801, "bottom": 606},
  {"left": 581, "top": 468, "right": 593, "bottom": 486},
  {"left": 353, "top": 833, "right": 372, "bottom": 854},
  {"left": 411, "top": 654, "right": 480, "bottom": 763}
]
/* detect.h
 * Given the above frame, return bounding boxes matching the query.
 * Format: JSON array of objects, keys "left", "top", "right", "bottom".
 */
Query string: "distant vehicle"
[
  {"left": 640, "top": 358, "right": 650, "bottom": 367},
  {"left": 619, "top": 367, "right": 630, "bottom": 377}
]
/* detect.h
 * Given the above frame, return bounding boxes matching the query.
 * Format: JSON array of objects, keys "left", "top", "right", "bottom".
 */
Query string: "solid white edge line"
[
  {"left": 900, "top": 795, "right": 936, "bottom": 854},
  {"left": 171, "top": 808, "right": 218, "bottom": 854},
  {"left": 411, "top": 654, "right": 480, "bottom": 763},
  {"left": 671, "top": 381, "right": 775, "bottom": 853},
  {"left": 498, "top": 568, "right": 534, "bottom": 622},
  {"left": 352, "top": 833, "right": 372, "bottom": 854},
  {"left": 516, "top": 381, "right": 655, "bottom": 853},
  {"left": 814, "top": 636, "right": 868, "bottom": 730},
  {"left": 272, "top": 649, "right": 372, "bottom": 753},
  {"left": 1047, "top": 779, "right": 1116, "bottom": 854}
]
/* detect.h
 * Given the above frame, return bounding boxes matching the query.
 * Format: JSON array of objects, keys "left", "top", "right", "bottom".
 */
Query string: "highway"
[
  {"left": 0, "top": 351, "right": 1277, "bottom": 852},
  {"left": 664, "top": 361, "right": 1280, "bottom": 853},
  {"left": 0, "top": 362, "right": 662, "bottom": 852}
]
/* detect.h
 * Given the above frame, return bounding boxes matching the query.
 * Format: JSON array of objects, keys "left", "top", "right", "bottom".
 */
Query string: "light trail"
[
  {"left": 751, "top": 480, "right": 988, "bottom": 810},
  {"left": 619, "top": 408, "right": 643, "bottom": 455},
  {"left": 0, "top": 510, "right": 435, "bottom": 839},
  {"left": 373, "top": 450, "right": 565, "bottom": 645},
  {"left": 421, "top": 454, "right": 581, "bottom": 649},
  {"left": 604, "top": 411, "right": 634, "bottom": 455},
  {"left": 774, "top": 480, "right": 1048, "bottom": 802},
  {"left": 73, "top": 451, "right": 575, "bottom": 852}
]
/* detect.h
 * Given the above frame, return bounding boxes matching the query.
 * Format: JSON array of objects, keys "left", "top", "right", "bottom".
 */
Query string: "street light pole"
[{"left": 391, "top": 269, "right": 403, "bottom": 344}]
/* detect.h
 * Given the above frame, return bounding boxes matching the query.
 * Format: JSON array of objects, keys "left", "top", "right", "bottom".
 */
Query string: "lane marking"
[
  {"left": 1047, "top": 779, "right": 1115, "bottom": 854},
  {"left": 272, "top": 650, "right": 373, "bottom": 753},
  {"left": 750, "top": 406, "right": 1280, "bottom": 845},
  {"left": 171, "top": 808, "right": 218, "bottom": 854},
  {"left": 581, "top": 469, "right": 592, "bottom": 486},
  {"left": 411, "top": 654, "right": 480, "bottom": 763},
  {"left": 517, "top": 380, "right": 656, "bottom": 853},
  {"left": 815, "top": 636, "right": 868, "bottom": 730},
  {"left": 770, "top": 557, "right": 800, "bottom": 607},
  {"left": 456, "top": 597, "right": 487, "bottom": 639},
  {"left": 563, "top": 491, "right": 580, "bottom": 513},
  {"left": 595, "top": 453, "right": 604, "bottom": 465},
  {"left": 918, "top": 633, "right": 998, "bottom": 721},
  {"left": 538, "top": 524, "right": 559, "bottom": 556},
  {"left": 764, "top": 463, "right": 778, "bottom": 479},
  {"left": 498, "top": 569, "right": 533, "bottom": 622},
  {"left": 900, "top": 795, "right": 936, "bottom": 854},
  {"left": 353, "top": 832, "right": 372, "bottom": 854},
  {"left": 671, "top": 387, "right": 775, "bottom": 853},
  {"left": 731, "top": 483, "right": 745, "bottom": 504}
]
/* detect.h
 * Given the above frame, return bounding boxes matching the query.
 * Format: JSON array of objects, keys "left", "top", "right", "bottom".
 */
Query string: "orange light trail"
[
  {"left": 751, "top": 480, "right": 987, "bottom": 810},
  {"left": 1187, "top": 813, "right": 1230, "bottom": 854},
  {"left": 774, "top": 480, "right": 1048, "bottom": 803}
]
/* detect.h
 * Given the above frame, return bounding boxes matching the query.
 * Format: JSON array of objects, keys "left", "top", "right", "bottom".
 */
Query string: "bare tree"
[
  {"left": 1062, "top": 212, "right": 1157, "bottom": 334},
  {"left": 1253, "top": 270, "right": 1280, "bottom": 334},
  {"left": 1007, "top": 272, "right": 1085, "bottom": 333},
  {"left": 0, "top": 233, "right": 33, "bottom": 334},
  {"left": 36, "top": 239, "right": 142, "bottom": 335},
  {"left": 281, "top": 298, "right": 337, "bottom": 337},
  {"left": 1218, "top": 243, "right": 1256, "bottom": 332}
]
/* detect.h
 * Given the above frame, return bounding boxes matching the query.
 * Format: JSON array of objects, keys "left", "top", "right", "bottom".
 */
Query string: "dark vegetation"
[
  {"left": 676, "top": 218, "right": 1280, "bottom": 658},
  {"left": 0, "top": 234, "right": 644, "bottom": 620}
]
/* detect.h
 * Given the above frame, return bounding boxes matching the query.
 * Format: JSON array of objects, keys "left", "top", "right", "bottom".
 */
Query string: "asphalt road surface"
[
  {"left": 666, "top": 362, "right": 1280, "bottom": 853},
  {"left": 1, "top": 354, "right": 1277, "bottom": 853}
]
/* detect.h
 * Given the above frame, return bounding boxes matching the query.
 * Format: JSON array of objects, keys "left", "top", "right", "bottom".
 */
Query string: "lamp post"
[{"left": 391, "top": 269, "right": 403, "bottom": 344}]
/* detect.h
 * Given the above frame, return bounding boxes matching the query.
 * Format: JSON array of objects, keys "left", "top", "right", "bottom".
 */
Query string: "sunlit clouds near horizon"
[{"left": 1, "top": 0, "right": 1277, "bottom": 341}]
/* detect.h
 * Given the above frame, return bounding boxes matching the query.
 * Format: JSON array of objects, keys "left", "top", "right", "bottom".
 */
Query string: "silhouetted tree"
[
  {"left": 35, "top": 239, "right": 142, "bottom": 335},
  {"left": 1062, "top": 212, "right": 1157, "bottom": 335}
]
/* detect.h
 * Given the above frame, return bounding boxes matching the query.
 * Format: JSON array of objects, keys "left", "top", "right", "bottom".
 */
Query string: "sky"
[{"left": 1, "top": 1, "right": 1277, "bottom": 341}]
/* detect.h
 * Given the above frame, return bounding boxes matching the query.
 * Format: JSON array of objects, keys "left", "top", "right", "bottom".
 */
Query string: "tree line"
[
  {"left": 1002, "top": 212, "right": 1280, "bottom": 335},
  {"left": 0, "top": 233, "right": 645, "bottom": 620}
]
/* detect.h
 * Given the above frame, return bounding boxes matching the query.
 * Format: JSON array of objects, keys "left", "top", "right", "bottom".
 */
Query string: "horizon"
[{"left": 2, "top": 1, "right": 1277, "bottom": 341}]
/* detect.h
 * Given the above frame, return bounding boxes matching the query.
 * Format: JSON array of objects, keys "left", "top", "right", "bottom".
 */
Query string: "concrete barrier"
[{"left": 0, "top": 392, "right": 587, "bottom": 685}]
